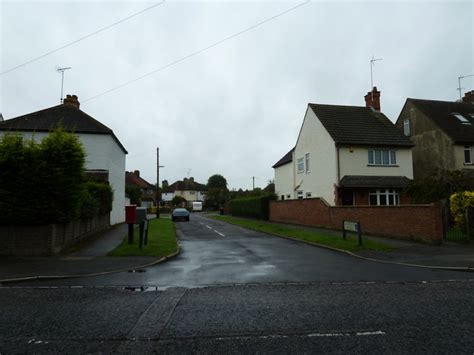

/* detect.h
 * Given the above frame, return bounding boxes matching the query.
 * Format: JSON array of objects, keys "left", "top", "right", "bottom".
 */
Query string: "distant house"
[
  {"left": 0, "top": 95, "right": 127, "bottom": 225},
  {"left": 395, "top": 91, "right": 474, "bottom": 180},
  {"left": 273, "top": 87, "right": 414, "bottom": 206},
  {"left": 162, "top": 177, "right": 207, "bottom": 207},
  {"left": 125, "top": 170, "right": 156, "bottom": 208}
]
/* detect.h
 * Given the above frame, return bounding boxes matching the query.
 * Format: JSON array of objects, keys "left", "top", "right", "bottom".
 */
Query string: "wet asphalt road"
[
  {"left": 1, "top": 281, "right": 474, "bottom": 353},
  {"left": 12, "top": 213, "right": 474, "bottom": 287},
  {"left": 3, "top": 214, "right": 474, "bottom": 353}
]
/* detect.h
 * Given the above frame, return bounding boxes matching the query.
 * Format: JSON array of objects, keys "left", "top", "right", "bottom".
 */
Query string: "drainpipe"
[{"left": 336, "top": 145, "right": 341, "bottom": 205}]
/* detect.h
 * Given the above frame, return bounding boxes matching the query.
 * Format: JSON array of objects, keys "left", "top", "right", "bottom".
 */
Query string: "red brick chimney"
[
  {"left": 134, "top": 170, "right": 140, "bottom": 177},
  {"left": 364, "top": 87, "right": 381, "bottom": 111},
  {"left": 462, "top": 90, "right": 474, "bottom": 103},
  {"left": 63, "top": 94, "right": 80, "bottom": 109}
]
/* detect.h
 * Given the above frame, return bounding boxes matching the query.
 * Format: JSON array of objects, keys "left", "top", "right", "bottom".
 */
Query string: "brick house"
[
  {"left": 273, "top": 87, "right": 414, "bottom": 206},
  {"left": 0, "top": 95, "right": 128, "bottom": 225},
  {"left": 161, "top": 177, "right": 207, "bottom": 207},
  {"left": 125, "top": 170, "right": 156, "bottom": 208},
  {"left": 395, "top": 91, "right": 474, "bottom": 180}
]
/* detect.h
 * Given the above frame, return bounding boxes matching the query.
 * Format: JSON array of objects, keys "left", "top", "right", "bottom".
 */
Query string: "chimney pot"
[
  {"left": 63, "top": 94, "right": 80, "bottom": 109},
  {"left": 364, "top": 86, "right": 381, "bottom": 111},
  {"left": 462, "top": 90, "right": 474, "bottom": 103},
  {"left": 134, "top": 170, "right": 140, "bottom": 177}
]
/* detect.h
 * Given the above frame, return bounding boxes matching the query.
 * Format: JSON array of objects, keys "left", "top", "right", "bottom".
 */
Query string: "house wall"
[
  {"left": 0, "top": 131, "right": 126, "bottom": 225},
  {"left": 396, "top": 102, "right": 455, "bottom": 179},
  {"left": 270, "top": 199, "right": 443, "bottom": 243},
  {"left": 274, "top": 162, "right": 293, "bottom": 200},
  {"left": 162, "top": 192, "right": 174, "bottom": 202},
  {"left": 294, "top": 108, "right": 338, "bottom": 204},
  {"left": 453, "top": 144, "right": 474, "bottom": 171},
  {"left": 339, "top": 146, "right": 413, "bottom": 179}
]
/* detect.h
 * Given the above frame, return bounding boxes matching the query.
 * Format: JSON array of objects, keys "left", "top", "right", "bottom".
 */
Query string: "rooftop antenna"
[
  {"left": 56, "top": 66, "right": 72, "bottom": 103},
  {"left": 457, "top": 74, "right": 474, "bottom": 100},
  {"left": 187, "top": 169, "right": 191, "bottom": 178},
  {"left": 370, "top": 55, "right": 382, "bottom": 98}
]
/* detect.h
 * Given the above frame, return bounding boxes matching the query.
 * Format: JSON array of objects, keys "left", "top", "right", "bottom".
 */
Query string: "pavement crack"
[{"left": 156, "top": 288, "right": 188, "bottom": 339}]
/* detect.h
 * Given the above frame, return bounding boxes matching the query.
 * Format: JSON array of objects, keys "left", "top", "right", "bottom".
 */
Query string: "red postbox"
[{"left": 125, "top": 205, "right": 137, "bottom": 224}]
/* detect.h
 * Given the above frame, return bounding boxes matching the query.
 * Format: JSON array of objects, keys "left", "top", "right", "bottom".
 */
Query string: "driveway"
[{"left": 15, "top": 214, "right": 474, "bottom": 287}]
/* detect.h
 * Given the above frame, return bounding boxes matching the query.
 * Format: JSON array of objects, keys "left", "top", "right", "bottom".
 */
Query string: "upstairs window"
[
  {"left": 464, "top": 145, "right": 472, "bottom": 164},
  {"left": 368, "top": 149, "right": 397, "bottom": 166},
  {"left": 453, "top": 113, "right": 471, "bottom": 125},
  {"left": 297, "top": 157, "right": 304, "bottom": 173},
  {"left": 403, "top": 119, "right": 411, "bottom": 136},
  {"left": 305, "top": 153, "right": 310, "bottom": 173}
]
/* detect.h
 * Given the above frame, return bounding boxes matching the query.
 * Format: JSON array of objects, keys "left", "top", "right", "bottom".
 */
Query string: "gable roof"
[
  {"left": 126, "top": 171, "right": 155, "bottom": 190},
  {"left": 308, "top": 103, "right": 414, "bottom": 147},
  {"left": 272, "top": 148, "right": 294, "bottom": 168},
  {"left": 163, "top": 178, "right": 207, "bottom": 193},
  {"left": 0, "top": 104, "right": 128, "bottom": 153},
  {"left": 404, "top": 98, "right": 474, "bottom": 144}
]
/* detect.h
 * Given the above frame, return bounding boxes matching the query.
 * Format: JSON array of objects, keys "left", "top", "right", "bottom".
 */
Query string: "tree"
[
  {"left": 206, "top": 174, "right": 229, "bottom": 208},
  {"left": 126, "top": 184, "right": 142, "bottom": 205},
  {"left": 207, "top": 174, "right": 227, "bottom": 189}
]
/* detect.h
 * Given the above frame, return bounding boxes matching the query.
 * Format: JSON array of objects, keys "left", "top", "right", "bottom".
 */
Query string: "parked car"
[{"left": 172, "top": 208, "right": 190, "bottom": 222}]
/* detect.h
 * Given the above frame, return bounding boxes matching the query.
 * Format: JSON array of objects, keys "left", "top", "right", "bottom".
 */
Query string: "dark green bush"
[
  {"left": 80, "top": 182, "right": 113, "bottom": 218},
  {"left": 228, "top": 194, "right": 277, "bottom": 220},
  {"left": 0, "top": 129, "right": 87, "bottom": 225}
]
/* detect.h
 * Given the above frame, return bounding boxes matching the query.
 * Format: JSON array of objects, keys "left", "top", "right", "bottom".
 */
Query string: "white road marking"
[
  {"left": 215, "top": 330, "right": 386, "bottom": 341},
  {"left": 205, "top": 224, "right": 225, "bottom": 237}
]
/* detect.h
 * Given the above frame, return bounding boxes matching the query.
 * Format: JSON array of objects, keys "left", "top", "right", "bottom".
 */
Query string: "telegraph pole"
[
  {"left": 252, "top": 176, "right": 255, "bottom": 190},
  {"left": 156, "top": 147, "right": 164, "bottom": 218}
]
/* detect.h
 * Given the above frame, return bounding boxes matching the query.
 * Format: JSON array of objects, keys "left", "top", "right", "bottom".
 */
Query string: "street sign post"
[{"left": 342, "top": 220, "right": 362, "bottom": 246}]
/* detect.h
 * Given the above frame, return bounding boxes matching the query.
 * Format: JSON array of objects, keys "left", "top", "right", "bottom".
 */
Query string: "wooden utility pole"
[{"left": 156, "top": 147, "right": 164, "bottom": 219}]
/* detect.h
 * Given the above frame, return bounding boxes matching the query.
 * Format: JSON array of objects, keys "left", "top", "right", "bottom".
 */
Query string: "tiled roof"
[
  {"left": 126, "top": 172, "right": 155, "bottom": 190},
  {"left": 272, "top": 148, "right": 294, "bottom": 168},
  {"left": 308, "top": 104, "right": 414, "bottom": 147},
  {"left": 0, "top": 104, "right": 128, "bottom": 153},
  {"left": 406, "top": 98, "right": 474, "bottom": 144},
  {"left": 339, "top": 175, "right": 411, "bottom": 188},
  {"left": 163, "top": 178, "right": 207, "bottom": 193}
]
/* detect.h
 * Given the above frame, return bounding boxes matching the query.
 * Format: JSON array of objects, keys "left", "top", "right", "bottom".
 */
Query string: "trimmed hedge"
[
  {"left": 0, "top": 129, "right": 112, "bottom": 225},
  {"left": 228, "top": 194, "right": 276, "bottom": 220}
]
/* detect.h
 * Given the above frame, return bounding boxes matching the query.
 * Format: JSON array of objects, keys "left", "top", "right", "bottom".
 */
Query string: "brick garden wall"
[
  {"left": 0, "top": 213, "right": 110, "bottom": 256},
  {"left": 270, "top": 199, "right": 443, "bottom": 243}
]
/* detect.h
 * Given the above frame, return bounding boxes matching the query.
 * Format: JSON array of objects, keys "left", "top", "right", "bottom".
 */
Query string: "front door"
[{"left": 341, "top": 189, "right": 354, "bottom": 206}]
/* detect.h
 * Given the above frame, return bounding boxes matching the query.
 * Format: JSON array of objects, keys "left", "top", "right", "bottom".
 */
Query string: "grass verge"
[
  {"left": 108, "top": 218, "right": 178, "bottom": 257},
  {"left": 210, "top": 215, "right": 392, "bottom": 252}
]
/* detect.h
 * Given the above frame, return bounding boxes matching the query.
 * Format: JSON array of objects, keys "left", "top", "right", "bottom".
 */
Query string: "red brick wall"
[{"left": 270, "top": 198, "right": 443, "bottom": 243}]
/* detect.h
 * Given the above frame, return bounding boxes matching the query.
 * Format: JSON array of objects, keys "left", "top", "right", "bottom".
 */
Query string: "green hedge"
[
  {"left": 228, "top": 194, "right": 276, "bottom": 220},
  {"left": 0, "top": 129, "right": 112, "bottom": 225}
]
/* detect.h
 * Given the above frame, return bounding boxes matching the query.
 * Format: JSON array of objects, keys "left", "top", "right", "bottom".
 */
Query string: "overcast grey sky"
[{"left": 1, "top": 0, "right": 473, "bottom": 190}]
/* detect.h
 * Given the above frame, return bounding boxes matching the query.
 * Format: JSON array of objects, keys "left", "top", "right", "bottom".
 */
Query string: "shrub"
[
  {"left": 450, "top": 191, "right": 474, "bottom": 229},
  {"left": 81, "top": 181, "right": 113, "bottom": 218},
  {"left": 228, "top": 194, "right": 277, "bottom": 220},
  {"left": 0, "top": 129, "right": 86, "bottom": 225}
]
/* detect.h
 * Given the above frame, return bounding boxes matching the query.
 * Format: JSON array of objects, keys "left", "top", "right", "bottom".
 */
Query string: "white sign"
[{"left": 343, "top": 221, "right": 359, "bottom": 232}]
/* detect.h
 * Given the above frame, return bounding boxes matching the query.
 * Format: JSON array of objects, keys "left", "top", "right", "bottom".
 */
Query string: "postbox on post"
[{"left": 125, "top": 205, "right": 137, "bottom": 244}]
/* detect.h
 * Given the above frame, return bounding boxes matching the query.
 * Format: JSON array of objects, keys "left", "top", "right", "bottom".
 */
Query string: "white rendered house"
[{"left": 273, "top": 88, "right": 414, "bottom": 206}]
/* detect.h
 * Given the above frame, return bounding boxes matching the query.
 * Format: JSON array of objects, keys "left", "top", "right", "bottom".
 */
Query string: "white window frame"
[
  {"left": 403, "top": 119, "right": 411, "bottom": 136},
  {"left": 297, "top": 157, "right": 304, "bottom": 173},
  {"left": 305, "top": 153, "right": 310, "bottom": 173},
  {"left": 453, "top": 113, "right": 471, "bottom": 125},
  {"left": 368, "top": 149, "right": 397, "bottom": 166},
  {"left": 464, "top": 145, "right": 472, "bottom": 164},
  {"left": 297, "top": 190, "right": 303, "bottom": 199},
  {"left": 369, "top": 189, "right": 400, "bottom": 206},
  {"left": 305, "top": 192, "right": 312, "bottom": 198}
]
